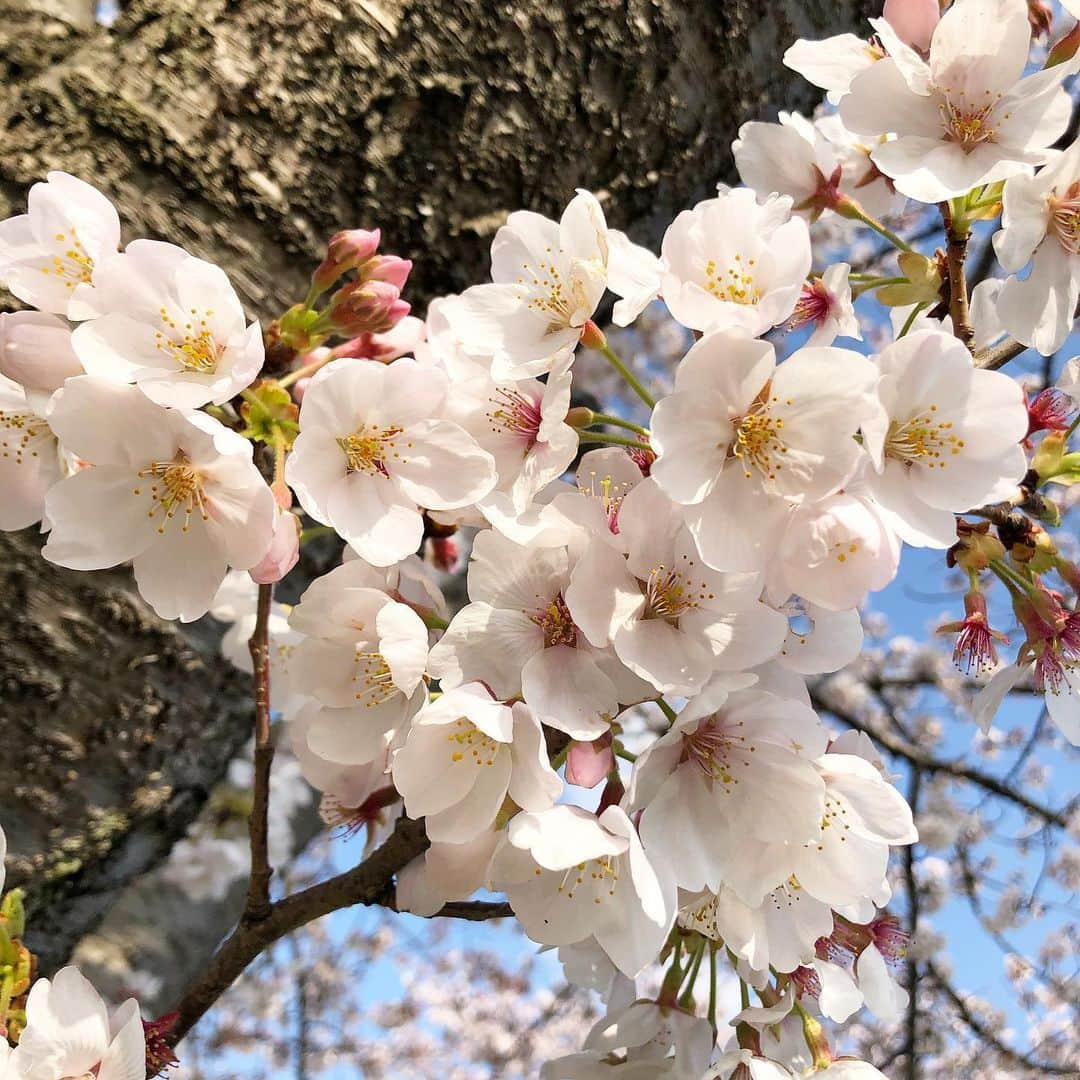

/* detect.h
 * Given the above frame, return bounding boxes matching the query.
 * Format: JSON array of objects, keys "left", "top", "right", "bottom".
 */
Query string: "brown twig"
[
  {"left": 941, "top": 202, "right": 975, "bottom": 353},
  {"left": 901, "top": 770, "right": 922, "bottom": 1080},
  {"left": 244, "top": 582, "right": 276, "bottom": 924},
  {"left": 168, "top": 815, "right": 430, "bottom": 1049},
  {"left": 974, "top": 337, "right": 1028, "bottom": 370}
]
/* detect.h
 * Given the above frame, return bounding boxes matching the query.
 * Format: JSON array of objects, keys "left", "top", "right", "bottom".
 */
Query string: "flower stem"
[
  {"left": 942, "top": 199, "right": 975, "bottom": 353},
  {"left": 596, "top": 341, "right": 656, "bottom": 409},
  {"left": 587, "top": 411, "right": 651, "bottom": 436},
  {"left": 838, "top": 198, "right": 914, "bottom": 253},
  {"left": 898, "top": 302, "right": 928, "bottom": 338},
  {"left": 279, "top": 352, "right": 334, "bottom": 389},
  {"left": 851, "top": 275, "right": 909, "bottom": 298},
  {"left": 577, "top": 431, "right": 651, "bottom": 450},
  {"left": 656, "top": 697, "right": 678, "bottom": 723}
]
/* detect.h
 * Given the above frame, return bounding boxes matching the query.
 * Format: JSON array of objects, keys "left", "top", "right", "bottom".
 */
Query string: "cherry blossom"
[
  {"left": 285, "top": 357, "right": 496, "bottom": 565},
  {"left": 392, "top": 683, "right": 561, "bottom": 842},
  {"left": 659, "top": 189, "right": 811, "bottom": 336},
  {"left": 492, "top": 804, "right": 674, "bottom": 978},
  {"left": 0, "top": 374, "right": 66, "bottom": 531},
  {"left": 71, "top": 239, "right": 264, "bottom": 408},
  {"left": 0, "top": 172, "right": 120, "bottom": 319},
  {"left": 650, "top": 331, "right": 878, "bottom": 571},
  {"left": 457, "top": 190, "right": 609, "bottom": 380},
  {"left": 840, "top": 0, "right": 1077, "bottom": 203},
  {"left": 995, "top": 138, "right": 1080, "bottom": 355},
  {"left": 8, "top": 966, "right": 146, "bottom": 1080},
  {"left": 0, "top": 310, "right": 82, "bottom": 394},
  {"left": 861, "top": 329, "right": 1029, "bottom": 548},
  {"left": 41, "top": 376, "right": 275, "bottom": 621}
]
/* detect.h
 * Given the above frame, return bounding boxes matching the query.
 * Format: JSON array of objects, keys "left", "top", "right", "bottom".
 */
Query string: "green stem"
[
  {"left": 851, "top": 275, "right": 909, "bottom": 297},
  {"left": 279, "top": 352, "right": 334, "bottom": 389},
  {"left": 299, "top": 525, "right": 336, "bottom": 546},
  {"left": 707, "top": 943, "right": 719, "bottom": 1031},
  {"left": 613, "top": 743, "right": 637, "bottom": 764},
  {"left": 843, "top": 202, "right": 914, "bottom": 253},
  {"left": 577, "top": 431, "right": 651, "bottom": 450},
  {"left": 596, "top": 341, "right": 656, "bottom": 409},
  {"left": 678, "top": 940, "right": 706, "bottom": 1008},
  {"left": 587, "top": 411, "right": 650, "bottom": 436},
  {"left": 989, "top": 558, "right": 1038, "bottom": 599},
  {"left": 656, "top": 697, "right": 678, "bottom": 723},
  {"left": 898, "top": 302, "right": 928, "bottom": 338},
  {"left": 421, "top": 611, "right": 449, "bottom": 631},
  {"left": 1065, "top": 412, "right": 1080, "bottom": 440},
  {"left": 739, "top": 976, "right": 750, "bottom": 1011}
]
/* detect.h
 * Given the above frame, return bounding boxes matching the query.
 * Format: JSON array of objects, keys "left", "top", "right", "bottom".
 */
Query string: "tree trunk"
[{"left": 0, "top": 0, "right": 875, "bottom": 977}]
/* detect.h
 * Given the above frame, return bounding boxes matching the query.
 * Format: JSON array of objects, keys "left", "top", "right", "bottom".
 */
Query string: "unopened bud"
[
  {"left": 878, "top": 251, "right": 944, "bottom": 308},
  {"left": 1010, "top": 520, "right": 1058, "bottom": 571},
  {"left": 883, "top": 0, "right": 940, "bottom": 52},
  {"left": 250, "top": 511, "right": 301, "bottom": 584},
  {"left": 311, "top": 228, "right": 382, "bottom": 295},
  {"left": 0, "top": 311, "right": 82, "bottom": 394},
  {"left": 565, "top": 734, "right": 614, "bottom": 789},
  {"left": 326, "top": 279, "right": 410, "bottom": 336},
  {"left": 429, "top": 535, "right": 460, "bottom": 574},
  {"left": 362, "top": 254, "right": 413, "bottom": 291}
]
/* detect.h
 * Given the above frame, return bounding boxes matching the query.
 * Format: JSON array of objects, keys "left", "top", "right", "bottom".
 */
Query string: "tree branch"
[
  {"left": 924, "top": 960, "right": 1077, "bottom": 1075},
  {"left": 168, "top": 815, "right": 429, "bottom": 1051},
  {"left": 942, "top": 202, "right": 975, "bottom": 353},
  {"left": 975, "top": 337, "right": 1028, "bottom": 370},
  {"left": 902, "top": 769, "right": 922, "bottom": 1080},
  {"left": 244, "top": 582, "right": 275, "bottom": 925},
  {"left": 811, "top": 687, "right": 1070, "bottom": 828}
]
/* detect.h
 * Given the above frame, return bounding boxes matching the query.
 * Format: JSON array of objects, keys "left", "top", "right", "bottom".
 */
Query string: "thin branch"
[
  {"left": 167, "top": 815, "right": 429, "bottom": 1051},
  {"left": 942, "top": 202, "right": 975, "bottom": 353},
  {"left": 811, "top": 687, "right": 1070, "bottom": 829},
  {"left": 925, "top": 960, "right": 1077, "bottom": 1075},
  {"left": 244, "top": 582, "right": 276, "bottom": 925},
  {"left": 975, "top": 337, "right": 1028, "bottom": 370},
  {"left": 430, "top": 900, "right": 514, "bottom": 921}
]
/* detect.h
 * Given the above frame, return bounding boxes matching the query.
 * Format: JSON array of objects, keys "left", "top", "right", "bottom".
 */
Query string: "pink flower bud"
[
  {"left": 327, "top": 279, "right": 410, "bottom": 335},
  {"left": 311, "top": 229, "right": 382, "bottom": 294},
  {"left": 0, "top": 311, "right": 83, "bottom": 393},
  {"left": 250, "top": 511, "right": 301, "bottom": 585},
  {"left": 883, "top": 0, "right": 940, "bottom": 52},
  {"left": 363, "top": 254, "right": 412, "bottom": 291},
  {"left": 564, "top": 736, "right": 614, "bottom": 789},
  {"left": 429, "top": 534, "right": 460, "bottom": 573}
]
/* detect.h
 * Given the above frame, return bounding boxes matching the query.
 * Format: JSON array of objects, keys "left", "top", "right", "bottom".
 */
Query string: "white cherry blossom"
[
  {"left": 491, "top": 804, "right": 674, "bottom": 978},
  {"left": 71, "top": 239, "right": 264, "bottom": 408},
  {"left": 566, "top": 478, "right": 788, "bottom": 695},
  {"left": 861, "top": 329, "right": 1029, "bottom": 548},
  {"left": 995, "top": 138, "right": 1080, "bottom": 355},
  {"left": 41, "top": 376, "right": 275, "bottom": 621},
  {"left": 660, "top": 189, "right": 811, "bottom": 336},
  {"left": 392, "top": 683, "right": 561, "bottom": 842},
  {"left": 840, "top": 0, "right": 1077, "bottom": 203},
  {"left": 0, "top": 172, "right": 120, "bottom": 319},
  {"left": 8, "top": 966, "right": 145, "bottom": 1080},
  {"left": 286, "top": 561, "right": 430, "bottom": 764},
  {"left": 428, "top": 530, "right": 622, "bottom": 739},
  {"left": 0, "top": 310, "right": 82, "bottom": 393},
  {"left": 634, "top": 687, "right": 830, "bottom": 902},
  {"left": 457, "top": 190, "right": 609, "bottom": 380},
  {"left": 650, "top": 331, "right": 878, "bottom": 571},
  {"left": 0, "top": 374, "right": 67, "bottom": 531},
  {"left": 285, "top": 357, "right": 496, "bottom": 566}
]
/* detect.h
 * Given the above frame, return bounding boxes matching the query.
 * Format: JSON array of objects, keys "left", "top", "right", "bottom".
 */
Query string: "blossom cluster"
[{"left": 1, "top": 0, "right": 1079, "bottom": 1075}]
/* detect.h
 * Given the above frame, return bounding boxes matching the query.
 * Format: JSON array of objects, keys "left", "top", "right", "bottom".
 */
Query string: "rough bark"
[{"left": 0, "top": 0, "right": 875, "bottom": 976}]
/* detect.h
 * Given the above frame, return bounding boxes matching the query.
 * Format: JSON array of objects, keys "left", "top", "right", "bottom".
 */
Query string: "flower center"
[
  {"left": 729, "top": 400, "right": 787, "bottom": 481},
  {"left": 529, "top": 593, "right": 578, "bottom": 648},
  {"left": 40, "top": 227, "right": 94, "bottom": 290},
  {"left": 884, "top": 406, "right": 963, "bottom": 468},
  {"left": 555, "top": 855, "right": 619, "bottom": 901},
  {"left": 0, "top": 409, "right": 50, "bottom": 465},
  {"left": 446, "top": 718, "right": 499, "bottom": 766},
  {"left": 682, "top": 718, "right": 751, "bottom": 789},
  {"left": 134, "top": 456, "right": 209, "bottom": 534},
  {"left": 1048, "top": 181, "right": 1080, "bottom": 256},
  {"left": 155, "top": 307, "right": 222, "bottom": 374},
  {"left": 640, "top": 556, "right": 714, "bottom": 626},
  {"left": 488, "top": 387, "right": 542, "bottom": 449},
  {"left": 938, "top": 90, "right": 1002, "bottom": 151},
  {"left": 337, "top": 424, "right": 404, "bottom": 477},
  {"left": 351, "top": 648, "right": 400, "bottom": 707},
  {"left": 704, "top": 255, "right": 760, "bottom": 305},
  {"left": 788, "top": 279, "right": 833, "bottom": 330},
  {"left": 577, "top": 469, "right": 633, "bottom": 533},
  {"left": 516, "top": 256, "right": 580, "bottom": 330}
]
